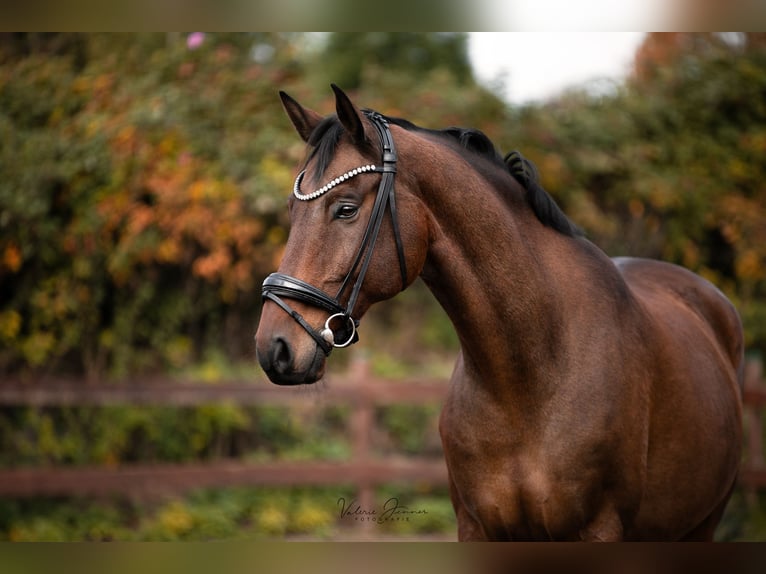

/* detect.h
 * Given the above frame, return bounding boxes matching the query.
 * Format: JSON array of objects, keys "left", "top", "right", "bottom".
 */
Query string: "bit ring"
[{"left": 320, "top": 313, "right": 357, "bottom": 348}]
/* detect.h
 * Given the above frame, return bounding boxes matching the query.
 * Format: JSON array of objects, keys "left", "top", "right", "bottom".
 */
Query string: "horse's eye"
[{"left": 335, "top": 204, "right": 359, "bottom": 220}]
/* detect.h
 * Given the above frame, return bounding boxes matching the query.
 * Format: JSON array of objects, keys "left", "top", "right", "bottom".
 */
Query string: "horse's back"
[{"left": 614, "top": 256, "right": 744, "bottom": 386}]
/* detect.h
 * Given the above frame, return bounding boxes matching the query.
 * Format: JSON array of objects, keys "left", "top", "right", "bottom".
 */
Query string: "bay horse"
[{"left": 255, "top": 85, "right": 744, "bottom": 541}]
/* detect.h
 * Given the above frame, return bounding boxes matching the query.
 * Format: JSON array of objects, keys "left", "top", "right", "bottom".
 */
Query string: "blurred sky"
[{"left": 469, "top": 33, "right": 646, "bottom": 105}]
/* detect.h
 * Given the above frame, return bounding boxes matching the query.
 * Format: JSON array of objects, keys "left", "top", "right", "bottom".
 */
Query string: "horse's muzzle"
[{"left": 256, "top": 335, "right": 325, "bottom": 385}]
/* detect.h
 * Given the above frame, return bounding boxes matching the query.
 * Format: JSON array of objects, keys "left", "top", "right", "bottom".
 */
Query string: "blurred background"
[{"left": 0, "top": 32, "right": 764, "bottom": 541}]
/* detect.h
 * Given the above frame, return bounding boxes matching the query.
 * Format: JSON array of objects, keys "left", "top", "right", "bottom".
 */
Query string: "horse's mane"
[
  {"left": 303, "top": 114, "right": 582, "bottom": 238},
  {"left": 502, "top": 148, "right": 583, "bottom": 238}
]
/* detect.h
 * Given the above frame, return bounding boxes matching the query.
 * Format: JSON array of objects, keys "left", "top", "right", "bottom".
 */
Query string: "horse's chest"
[
  {"left": 440, "top": 406, "right": 597, "bottom": 540},
  {"left": 446, "top": 451, "right": 593, "bottom": 539}
]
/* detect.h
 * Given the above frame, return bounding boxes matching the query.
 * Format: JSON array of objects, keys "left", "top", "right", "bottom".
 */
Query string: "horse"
[{"left": 255, "top": 85, "right": 744, "bottom": 541}]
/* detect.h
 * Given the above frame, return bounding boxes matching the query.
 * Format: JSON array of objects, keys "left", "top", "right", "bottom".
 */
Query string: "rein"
[{"left": 261, "top": 111, "right": 407, "bottom": 355}]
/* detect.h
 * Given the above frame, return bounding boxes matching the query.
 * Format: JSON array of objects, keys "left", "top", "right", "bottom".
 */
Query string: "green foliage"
[
  {"left": 0, "top": 484, "right": 457, "bottom": 541},
  {"left": 0, "top": 486, "right": 356, "bottom": 541},
  {"left": 0, "top": 403, "right": 351, "bottom": 468},
  {"left": 716, "top": 489, "right": 766, "bottom": 541},
  {"left": 2, "top": 32, "right": 763, "bottom": 369},
  {"left": 0, "top": 33, "right": 302, "bottom": 376},
  {"left": 376, "top": 403, "right": 441, "bottom": 456},
  {"left": 0, "top": 496, "right": 132, "bottom": 542},
  {"left": 312, "top": 33, "right": 474, "bottom": 90}
]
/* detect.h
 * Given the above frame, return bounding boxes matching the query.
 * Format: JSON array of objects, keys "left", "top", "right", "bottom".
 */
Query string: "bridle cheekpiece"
[{"left": 261, "top": 111, "right": 407, "bottom": 356}]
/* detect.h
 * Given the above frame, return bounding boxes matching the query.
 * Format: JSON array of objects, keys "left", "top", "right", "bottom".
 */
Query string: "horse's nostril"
[{"left": 272, "top": 337, "right": 292, "bottom": 374}]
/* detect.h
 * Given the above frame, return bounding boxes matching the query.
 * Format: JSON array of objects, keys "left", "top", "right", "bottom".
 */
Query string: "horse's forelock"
[
  {"left": 305, "top": 117, "right": 343, "bottom": 184},
  {"left": 304, "top": 115, "right": 381, "bottom": 185}
]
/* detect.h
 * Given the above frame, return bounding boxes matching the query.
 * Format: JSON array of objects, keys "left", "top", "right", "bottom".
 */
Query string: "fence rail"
[
  {"left": 0, "top": 360, "right": 449, "bottom": 503},
  {"left": 0, "top": 358, "right": 764, "bottom": 500},
  {"left": 0, "top": 459, "right": 448, "bottom": 498}
]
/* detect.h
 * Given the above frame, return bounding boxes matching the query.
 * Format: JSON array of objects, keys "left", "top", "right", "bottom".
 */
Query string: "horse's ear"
[
  {"left": 331, "top": 84, "right": 366, "bottom": 144},
  {"left": 279, "top": 91, "right": 322, "bottom": 143}
]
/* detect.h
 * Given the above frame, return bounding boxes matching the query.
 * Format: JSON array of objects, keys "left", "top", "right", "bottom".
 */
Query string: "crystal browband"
[{"left": 293, "top": 164, "right": 380, "bottom": 201}]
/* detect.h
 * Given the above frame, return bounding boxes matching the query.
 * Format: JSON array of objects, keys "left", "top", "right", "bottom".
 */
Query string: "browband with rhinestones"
[{"left": 293, "top": 164, "right": 379, "bottom": 201}]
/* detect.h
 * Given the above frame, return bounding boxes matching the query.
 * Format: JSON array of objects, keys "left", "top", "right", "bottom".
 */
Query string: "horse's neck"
[
  {"left": 421, "top": 182, "right": 558, "bottom": 375},
  {"left": 413, "top": 148, "right": 614, "bottom": 397}
]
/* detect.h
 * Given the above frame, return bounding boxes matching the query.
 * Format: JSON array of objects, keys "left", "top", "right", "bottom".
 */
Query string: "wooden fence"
[
  {"left": 0, "top": 359, "right": 448, "bottom": 510},
  {"left": 0, "top": 357, "right": 765, "bottom": 504}
]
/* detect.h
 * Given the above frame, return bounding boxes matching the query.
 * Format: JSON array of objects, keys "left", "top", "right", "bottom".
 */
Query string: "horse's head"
[{"left": 255, "top": 85, "right": 431, "bottom": 384}]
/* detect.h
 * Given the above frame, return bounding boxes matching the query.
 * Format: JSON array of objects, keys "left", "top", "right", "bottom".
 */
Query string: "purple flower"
[{"left": 187, "top": 32, "right": 205, "bottom": 50}]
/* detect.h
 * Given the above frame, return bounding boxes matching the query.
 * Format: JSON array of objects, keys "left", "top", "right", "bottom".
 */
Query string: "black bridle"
[{"left": 261, "top": 111, "right": 407, "bottom": 355}]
